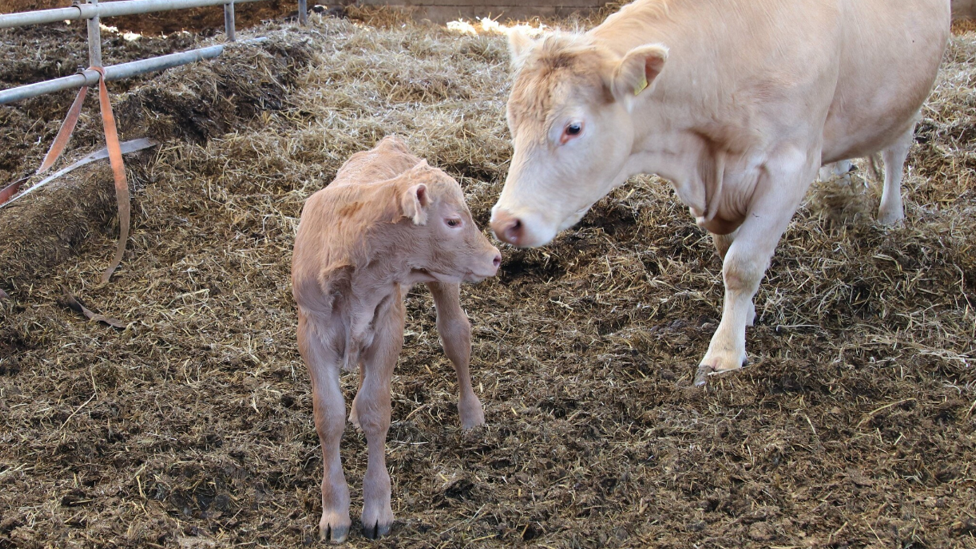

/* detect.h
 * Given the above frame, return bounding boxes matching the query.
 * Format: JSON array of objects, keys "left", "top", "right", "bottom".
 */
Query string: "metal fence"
[{"left": 0, "top": 0, "right": 308, "bottom": 104}]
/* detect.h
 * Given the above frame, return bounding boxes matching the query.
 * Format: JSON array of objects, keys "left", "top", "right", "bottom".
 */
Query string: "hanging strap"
[
  {"left": 91, "top": 66, "right": 130, "bottom": 283},
  {"left": 37, "top": 85, "right": 89, "bottom": 175}
]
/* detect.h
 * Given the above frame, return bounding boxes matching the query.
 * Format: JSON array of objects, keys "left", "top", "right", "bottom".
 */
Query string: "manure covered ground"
[{"left": 1, "top": 9, "right": 975, "bottom": 549}]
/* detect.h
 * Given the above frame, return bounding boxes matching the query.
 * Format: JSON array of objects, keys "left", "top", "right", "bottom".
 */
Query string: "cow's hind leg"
[
  {"left": 427, "top": 281, "right": 485, "bottom": 429},
  {"left": 297, "top": 312, "right": 351, "bottom": 542},
  {"left": 877, "top": 123, "right": 915, "bottom": 225},
  {"left": 354, "top": 296, "right": 405, "bottom": 539},
  {"left": 696, "top": 147, "right": 817, "bottom": 386}
]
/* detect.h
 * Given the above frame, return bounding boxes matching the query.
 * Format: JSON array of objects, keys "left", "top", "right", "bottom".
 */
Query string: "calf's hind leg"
[
  {"left": 353, "top": 297, "right": 405, "bottom": 539},
  {"left": 297, "top": 312, "right": 351, "bottom": 542},
  {"left": 427, "top": 281, "right": 485, "bottom": 429}
]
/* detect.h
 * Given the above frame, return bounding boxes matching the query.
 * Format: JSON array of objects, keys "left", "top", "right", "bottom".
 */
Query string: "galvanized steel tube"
[
  {"left": 0, "top": 0, "right": 265, "bottom": 29},
  {"left": 0, "top": 42, "right": 264, "bottom": 104}
]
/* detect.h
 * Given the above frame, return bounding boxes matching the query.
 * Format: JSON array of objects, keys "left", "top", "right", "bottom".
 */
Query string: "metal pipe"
[
  {"left": 0, "top": 0, "right": 265, "bottom": 29},
  {"left": 223, "top": 0, "right": 236, "bottom": 41},
  {"left": 0, "top": 41, "right": 273, "bottom": 104},
  {"left": 87, "top": 0, "right": 103, "bottom": 68}
]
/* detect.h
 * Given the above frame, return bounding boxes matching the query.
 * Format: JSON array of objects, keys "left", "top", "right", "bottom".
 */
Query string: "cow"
[
  {"left": 489, "top": 0, "right": 949, "bottom": 386},
  {"left": 292, "top": 136, "right": 501, "bottom": 542}
]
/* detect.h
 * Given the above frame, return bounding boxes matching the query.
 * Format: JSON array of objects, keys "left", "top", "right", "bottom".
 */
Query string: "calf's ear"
[
  {"left": 507, "top": 28, "right": 536, "bottom": 70},
  {"left": 611, "top": 44, "right": 668, "bottom": 106},
  {"left": 400, "top": 183, "right": 429, "bottom": 225}
]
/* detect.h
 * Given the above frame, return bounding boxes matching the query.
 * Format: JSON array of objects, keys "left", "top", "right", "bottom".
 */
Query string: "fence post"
[
  {"left": 298, "top": 0, "right": 307, "bottom": 25},
  {"left": 224, "top": 0, "right": 236, "bottom": 41},
  {"left": 86, "top": 0, "right": 102, "bottom": 67}
]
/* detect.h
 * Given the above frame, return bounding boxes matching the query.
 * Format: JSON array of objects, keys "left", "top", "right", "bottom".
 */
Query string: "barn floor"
[{"left": 1, "top": 9, "right": 975, "bottom": 549}]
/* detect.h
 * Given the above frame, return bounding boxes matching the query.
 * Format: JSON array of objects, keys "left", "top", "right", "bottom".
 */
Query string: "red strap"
[
  {"left": 37, "top": 84, "right": 88, "bottom": 175},
  {"left": 91, "top": 66, "right": 131, "bottom": 284}
]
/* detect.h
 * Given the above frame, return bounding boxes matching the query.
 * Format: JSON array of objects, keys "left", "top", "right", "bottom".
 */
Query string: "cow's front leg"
[
  {"left": 354, "top": 299, "right": 404, "bottom": 539},
  {"left": 427, "top": 281, "right": 485, "bottom": 429},
  {"left": 696, "top": 148, "right": 816, "bottom": 386},
  {"left": 297, "top": 312, "right": 351, "bottom": 542}
]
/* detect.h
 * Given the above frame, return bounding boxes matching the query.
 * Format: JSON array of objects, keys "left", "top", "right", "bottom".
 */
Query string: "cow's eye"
[
  {"left": 445, "top": 217, "right": 462, "bottom": 228},
  {"left": 560, "top": 121, "right": 584, "bottom": 144}
]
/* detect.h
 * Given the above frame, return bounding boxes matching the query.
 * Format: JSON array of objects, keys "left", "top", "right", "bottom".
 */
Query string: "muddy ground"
[{"left": 1, "top": 7, "right": 975, "bottom": 549}]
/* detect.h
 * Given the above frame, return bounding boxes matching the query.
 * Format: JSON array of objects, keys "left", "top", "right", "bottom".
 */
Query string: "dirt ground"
[{"left": 1, "top": 7, "right": 975, "bottom": 549}]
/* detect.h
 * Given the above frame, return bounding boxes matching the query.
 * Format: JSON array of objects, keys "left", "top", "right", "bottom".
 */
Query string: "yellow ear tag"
[{"left": 633, "top": 75, "right": 648, "bottom": 96}]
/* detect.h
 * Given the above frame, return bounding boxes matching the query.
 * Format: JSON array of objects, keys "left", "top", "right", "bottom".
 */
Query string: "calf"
[
  {"left": 490, "top": 0, "right": 949, "bottom": 384},
  {"left": 292, "top": 136, "right": 501, "bottom": 542}
]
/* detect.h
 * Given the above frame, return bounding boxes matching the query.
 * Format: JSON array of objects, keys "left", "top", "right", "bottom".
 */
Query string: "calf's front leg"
[
  {"left": 427, "top": 281, "right": 485, "bottom": 429},
  {"left": 353, "top": 298, "right": 405, "bottom": 539},
  {"left": 297, "top": 312, "right": 351, "bottom": 542}
]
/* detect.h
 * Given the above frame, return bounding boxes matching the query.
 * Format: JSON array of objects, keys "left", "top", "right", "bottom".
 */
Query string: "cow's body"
[
  {"left": 490, "top": 0, "right": 949, "bottom": 383},
  {"left": 293, "top": 136, "right": 500, "bottom": 541}
]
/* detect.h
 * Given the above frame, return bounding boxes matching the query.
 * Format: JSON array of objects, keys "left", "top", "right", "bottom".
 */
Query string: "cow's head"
[
  {"left": 396, "top": 161, "right": 502, "bottom": 283},
  {"left": 490, "top": 30, "right": 668, "bottom": 247}
]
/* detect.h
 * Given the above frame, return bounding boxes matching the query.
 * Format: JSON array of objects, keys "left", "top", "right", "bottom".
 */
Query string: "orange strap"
[
  {"left": 37, "top": 84, "right": 88, "bottom": 175},
  {"left": 26, "top": 67, "right": 131, "bottom": 283},
  {"left": 91, "top": 66, "right": 131, "bottom": 284}
]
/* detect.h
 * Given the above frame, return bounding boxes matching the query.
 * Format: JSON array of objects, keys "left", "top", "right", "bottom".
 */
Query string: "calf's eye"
[
  {"left": 446, "top": 218, "right": 462, "bottom": 228},
  {"left": 560, "top": 121, "right": 584, "bottom": 144}
]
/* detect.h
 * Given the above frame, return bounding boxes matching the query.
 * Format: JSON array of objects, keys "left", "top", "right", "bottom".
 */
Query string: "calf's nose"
[
  {"left": 490, "top": 209, "right": 523, "bottom": 246},
  {"left": 492, "top": 252, "right": 501, "bottom": 269}
]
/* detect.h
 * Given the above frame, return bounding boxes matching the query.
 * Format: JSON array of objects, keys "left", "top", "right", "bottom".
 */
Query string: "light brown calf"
[{"left": 292, "top": 136, "right": 501, "bottom": 542}]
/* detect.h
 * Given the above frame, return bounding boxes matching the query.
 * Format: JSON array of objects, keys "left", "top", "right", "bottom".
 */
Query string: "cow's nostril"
[
  {"left": 505, "top": 219, "right": 523, "bottom": 243},
  {"left": 492, "top": 253, "right": 502, "bottom": 268}
]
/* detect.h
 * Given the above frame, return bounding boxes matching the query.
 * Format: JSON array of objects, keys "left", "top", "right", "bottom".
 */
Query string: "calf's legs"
[
  {"left": 427, "top": 281, "right": 485, "bottom": 429},
  {"left": 353, "top": 298, "right": 405, "bottom": 539},
  {"left": 297, "top": 312, "right": 352, "bottom": 542}
]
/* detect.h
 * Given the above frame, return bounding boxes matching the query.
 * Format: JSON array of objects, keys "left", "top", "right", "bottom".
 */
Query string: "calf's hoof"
[
  {"left": 362, "top": 517, "right": 393, "bottom": 540},
  {"left": 319, "top": 514, "right": 352, "bottom": 544},
  {"left": 362, "top": 499, "right": 394, "bottom": 540},
  {"left": 458, "top": 396, "right": 485, "bottom": 430}
]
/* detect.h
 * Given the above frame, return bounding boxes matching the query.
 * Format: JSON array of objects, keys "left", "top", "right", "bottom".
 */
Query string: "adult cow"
[{"left": 490, "top": 0, "right": 949, "bottom": 385}]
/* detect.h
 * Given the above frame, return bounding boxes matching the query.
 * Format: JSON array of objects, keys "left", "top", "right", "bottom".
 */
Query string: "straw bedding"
[{"left": 0, "top": 8, "right": 974, "bottom": 548}]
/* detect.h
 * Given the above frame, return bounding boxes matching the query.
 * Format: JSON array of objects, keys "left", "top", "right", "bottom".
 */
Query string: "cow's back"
[
  {"left": 822, "top": 0, "right": 950, "bottom": 162},
  {"left": 589, "top": 0, "right": 949, "bottom": 161}
]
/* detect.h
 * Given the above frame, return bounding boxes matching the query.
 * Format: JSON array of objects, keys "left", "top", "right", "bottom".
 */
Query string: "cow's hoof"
[
  {"left": 320, "top": 518, "right": 351, "bottom": 544},
  {"left": 877, "top": 209, "right": 905, "bottom": 226},
  {"left": 694, "top": 360, "right": 747, "bottom": 387},
  {"left": 362, "top": 518, "right": 392, "bottom": 540}
]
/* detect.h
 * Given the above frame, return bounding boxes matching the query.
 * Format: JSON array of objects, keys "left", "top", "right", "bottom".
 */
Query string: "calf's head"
[
  {"left": 491, "top": 31, "right": 668, "bottom": 247},
  {"left": 394, "top": 162, "right": 501, "bottom": 282}
]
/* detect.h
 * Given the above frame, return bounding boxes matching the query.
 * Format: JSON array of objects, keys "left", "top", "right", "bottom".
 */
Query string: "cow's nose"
[
  {"left": 491, "top": 209, "right": 523, "bottom": 246},
  {"left": 492, "top": 253, "right": 501, "bottom": 268}
]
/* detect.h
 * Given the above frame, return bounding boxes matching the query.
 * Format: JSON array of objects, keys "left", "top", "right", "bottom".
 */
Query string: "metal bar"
[
  {"left": 0, "top": 0, "right": 265, "bottom": 29},
  {"left": 87, "top": 0, "right": 102, "bottom": 68},
  {"left": 298, "top": 0, "right": 307, "bottom": 25},
  {"left": 0, "top": 43, "right": 234, "bottom": 104},
  {"left": 223, "top": 1, "right": 236, "bottom": 41}
]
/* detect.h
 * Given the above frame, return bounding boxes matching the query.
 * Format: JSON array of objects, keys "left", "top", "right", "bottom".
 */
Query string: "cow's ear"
[
  {"left": 611, "top": 43, "right": 668, "bottom": 105},
  {"left": 400, "top": 183, "right": 429, "bottom": 225},
  {"left": 507, "top": 28, "right": 536, "bottom": 70}
]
